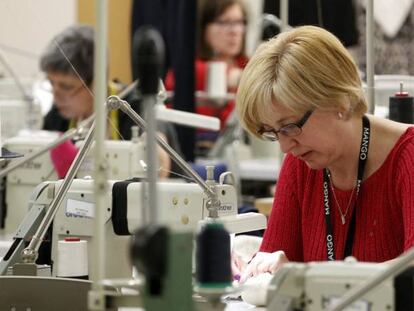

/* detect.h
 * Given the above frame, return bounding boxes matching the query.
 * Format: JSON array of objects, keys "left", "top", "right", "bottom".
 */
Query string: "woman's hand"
[
  {"left": 231, "top": 251, "right": 248, "bottom": 281},
  {"left": 227, "top": 67, "right": 243, "bottom": 90},
  {"left": 239, "top": 251, "right": 289, "bottom": 284},
  {"left": 140, "top": 131, "right": 171, "bottom": 179},
  {"left": 156, "top": 132, "right": 171, "bottom": 179}
]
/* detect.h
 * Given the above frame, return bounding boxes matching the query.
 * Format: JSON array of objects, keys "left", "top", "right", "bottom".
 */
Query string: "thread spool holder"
[
  {"left": 194, "top": 221, "right": 237, "bottom": 311},
  {"left": 389, "top": 82, "right": 414, "bottom": 124}
]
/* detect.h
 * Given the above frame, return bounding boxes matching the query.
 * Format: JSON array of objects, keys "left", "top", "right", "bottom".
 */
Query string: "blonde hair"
[{"left": 236, "top": 25, "right": 367, "bottom": 138}]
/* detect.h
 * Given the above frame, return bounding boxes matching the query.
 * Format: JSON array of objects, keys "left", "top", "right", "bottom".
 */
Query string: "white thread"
[
  {"left": 206, "top": 61, "right": 227, "bottom": 99},
  {"left": 56, "top": 238, "right": 88, "bottom": 278}
]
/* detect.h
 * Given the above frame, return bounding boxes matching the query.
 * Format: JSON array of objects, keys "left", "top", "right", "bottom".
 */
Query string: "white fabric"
[
  {"left": 232, "top": 235, "right": 262, "bottom": 264},
  {"left": 240, "top": 273, "right": 273, "bottom": 306}
]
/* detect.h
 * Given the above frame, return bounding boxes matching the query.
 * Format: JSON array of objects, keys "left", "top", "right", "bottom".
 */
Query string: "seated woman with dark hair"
[
  {"left": 40, "top": 24, "right": 181, "bottom": 178},
  {"left": 165, "top": 0, "right": 249, "bottom": 155}
]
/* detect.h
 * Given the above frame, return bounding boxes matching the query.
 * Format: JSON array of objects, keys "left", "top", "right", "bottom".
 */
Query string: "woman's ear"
[{"left": 337, "top": 96, "right": 353, "bottom": 120}]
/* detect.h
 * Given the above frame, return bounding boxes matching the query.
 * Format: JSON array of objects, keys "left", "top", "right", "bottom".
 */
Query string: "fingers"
[
  {"left": 257, "top": 260, "right": 272, "bottom": 275},
  {"left": 227, "top": 67, "right": 243, "bottom": 89},
  {"left": 239, "top": 261, "right": 254, "bottom": 284},
  {"left": 238, "top": 251, "right": 289, "bottom": 284},
  {"left": 239, "top": 252, "right": 261, "bottom": 283},
  {"left": 232, "top": 251, "right": 251, "bottom": 281},
  {"left": 231, "top": 253, "right": 242, "bottom": 280},
  {"left": 270, "top": 251, "right": 289, "bottom": 273},
  {"left": 141, "top": 131, "right": 171, "bottom": 179}
]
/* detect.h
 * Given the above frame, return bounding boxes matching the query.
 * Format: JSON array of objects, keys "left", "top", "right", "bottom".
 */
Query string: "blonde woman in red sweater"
[{"left": 235, "top": 25, "right": 414, "bottom": 283}]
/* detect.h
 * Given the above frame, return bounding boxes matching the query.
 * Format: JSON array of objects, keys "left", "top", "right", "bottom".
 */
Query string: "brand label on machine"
[
  {"left": 323, "top": 296, "right": 369, "bottom": 311},
  {"left": 202, "top": 199, "right": 235, "bottom": 218},
  {"left": 65, "top": 199, "right": 95, "bottom": 219},
  {"left": 217, "top": 203, "right": 234, "bottom": 216},
  {"left": 22, "top": 160, "right": 42, "bottom": 170}
]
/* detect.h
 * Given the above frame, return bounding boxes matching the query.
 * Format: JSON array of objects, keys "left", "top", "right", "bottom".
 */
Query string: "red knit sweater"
[
  {"left": 260, "top": 127, "right": 414, "bottom": 262},
  {"left": 164, "top": 57, "right": 248, "bottom": 128}
]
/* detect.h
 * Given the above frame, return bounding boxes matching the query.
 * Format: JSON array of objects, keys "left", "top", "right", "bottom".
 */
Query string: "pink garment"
[
  {"left": 260, "top": 127, "right": 414, "bottom": 262},
  {"left": 50, "top": 139, "right": 78, "bottom": 178}
]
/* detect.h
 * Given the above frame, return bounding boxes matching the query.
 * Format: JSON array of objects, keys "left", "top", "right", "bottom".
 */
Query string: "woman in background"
[
  {"left": 165, "top": 0, "right": 249, "bottom": 155},
  {"left": 41, "top": 24, "right": 179, "bottom": 178}
]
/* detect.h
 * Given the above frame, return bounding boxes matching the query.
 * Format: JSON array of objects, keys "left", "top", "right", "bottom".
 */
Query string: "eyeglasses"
[
  {"left": 213, "top": 19, "right": 247, "bottom": 31},
  {"left": 52, "top": 82, "right": 85, "bottom": 97},
  {"left": 42, "top": 78, "right": 86, "bottom": 98},
  {"left": 257, "top": 110, "right": 313, "bottom": 141}
]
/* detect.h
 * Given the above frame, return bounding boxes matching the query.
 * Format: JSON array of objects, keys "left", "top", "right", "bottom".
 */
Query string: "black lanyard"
[{"left": 323, "top": 115, "right": 370, "bottom": 261}]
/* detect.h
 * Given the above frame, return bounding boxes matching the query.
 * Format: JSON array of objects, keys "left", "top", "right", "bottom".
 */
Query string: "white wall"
[
  {"left": 244, "top": 0, "right": 264, "bottom": 56},
  {"left": 0, "top": 0, "right": 77, "bottom": 81}
]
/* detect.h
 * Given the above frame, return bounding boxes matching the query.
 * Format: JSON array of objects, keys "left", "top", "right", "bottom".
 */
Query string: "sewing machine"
[
  {"left": 2, "top": 131, "right": 59, "bottom": 234},
  {"left": 243, "top": 259, "right": 414, "bottom": 311},
  {"left": 2, "top": 130, "right": 146, "bottom": 234},
  {"left": 1, "top": 171, "right": 266, "bottom": 277},
  {"left": 50, "top": 176, "right": 239, "bottom": 278},
  {"left": 0, "top": 76, "right": 43, "bottom": 140}
]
